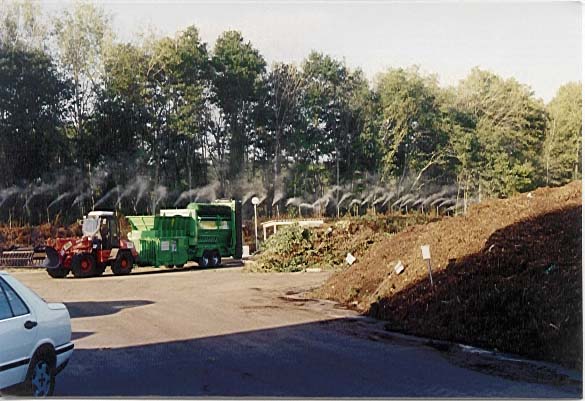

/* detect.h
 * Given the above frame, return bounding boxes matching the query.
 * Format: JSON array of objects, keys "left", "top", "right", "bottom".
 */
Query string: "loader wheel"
[
  {"left": 198, "top": 252, "right": 210, "bottom": 268},
  {"left": 71, "top": 254, "right": 96, "bottom": 278},
  {"left": 46, "top": 267, "right": 69, "bottom": 279},
  {"left": 112, "top": 252, "right": 133, "bottom": 276},
  {"left": 94, "top": 263, "right": 107, "bottom": 276}
]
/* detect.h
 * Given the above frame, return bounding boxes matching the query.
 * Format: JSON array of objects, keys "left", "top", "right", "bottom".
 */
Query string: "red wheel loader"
[{"left": 43, "top": 211, "right": 138, "bottom": 279}]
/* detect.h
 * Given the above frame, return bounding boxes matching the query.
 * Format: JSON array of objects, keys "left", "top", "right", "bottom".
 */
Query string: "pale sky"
[{"left": 43, "top": 1, "right": 582, "bottom": 102}]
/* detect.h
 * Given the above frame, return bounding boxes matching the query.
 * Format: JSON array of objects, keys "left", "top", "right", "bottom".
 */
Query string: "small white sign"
[
  {"left": 394, "top": 261, "right": 404, "bottom": 274},
  {"left": 346, "top": 253, "right": 356, "bottom": 265},
  {"left": 421, "top": 245, "right": 431, "bottom": 260},
  {"left": 161, "top": 241, "right": 170, "bottom": 251}
]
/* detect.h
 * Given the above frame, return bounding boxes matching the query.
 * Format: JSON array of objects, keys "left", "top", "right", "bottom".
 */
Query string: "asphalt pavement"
[{"left": 9, "top": 263, "right": 582, "bottom": 398}]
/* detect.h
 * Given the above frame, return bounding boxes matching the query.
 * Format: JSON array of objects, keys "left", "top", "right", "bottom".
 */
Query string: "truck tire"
[
  {"left": 198, "top": 252, "right": 210, "bottom": 268},
  {"left": 71, "top": 254, "right": 96, "bottom": 278},
  {"left": 26, "top": 349, "right": 56, "bottom": 397},
  {"left": 211, "top": 251, "right": 221, "bottom": 267},
  {"left": 46, "top": 267, "right": 69, "bottom": 279},
  {"left": 112, "top": 252, "right": 133, "bottom": 275}
]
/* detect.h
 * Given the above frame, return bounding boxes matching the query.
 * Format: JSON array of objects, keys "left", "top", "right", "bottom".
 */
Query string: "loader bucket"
[{"left": 42, "top": 247, "right": 62, "bottom": 269}]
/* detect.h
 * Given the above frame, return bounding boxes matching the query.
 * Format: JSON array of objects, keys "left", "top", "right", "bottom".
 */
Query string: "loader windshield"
[{"left": 82, "top": 217, "right": 99, "bottom": 237}]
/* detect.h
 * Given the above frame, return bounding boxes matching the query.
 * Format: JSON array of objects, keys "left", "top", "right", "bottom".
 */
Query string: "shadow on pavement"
[
  {"left": 124, "top": 259, "right": 245, "bottom": 277},
  {"left": 56, "top": 319, "right": 581, "bottom": 398},
  {"left": 65, "top": 300, "right": 154, "bottom": 318},
  {"left": 71, "top": 331, "right": 95, "bottom": 341}
]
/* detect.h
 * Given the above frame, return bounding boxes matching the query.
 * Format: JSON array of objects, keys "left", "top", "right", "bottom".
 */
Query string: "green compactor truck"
[{"left": 127, "top": 200, "right": 242, "bottom": 268}]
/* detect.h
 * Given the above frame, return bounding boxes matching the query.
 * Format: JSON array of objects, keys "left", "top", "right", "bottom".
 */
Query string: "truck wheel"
[
  {"left": 198, "top": 252, "right": 210, "bottom": 268},
  {"left": 175, "top": 264, "right": 184, "bottom": 269},
  {"left": 112, "top": 252, "right": 133, "bottom": 275},
  {"left": 165, "top": 265, "right": 175, "bottom": 269},
  {"left": 211, "top": 252, "right": 221, "bottom": 267},
  {"left": 71, "top": 254, "right": 96, "bottom": 278},
  {"left": 46, "top": 267, "right": 69, "bottom": 279},
  {"left": 26, "top": 350, "right": 55, "bottom": 397}
]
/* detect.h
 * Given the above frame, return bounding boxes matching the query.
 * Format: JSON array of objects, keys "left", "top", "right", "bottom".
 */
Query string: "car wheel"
[
  {"left": 71, "top": 254, "right": 96, "bottom": 278},
  {"left": 27, "top": 353, "right": 55, "bottom": 397},
  {"left": 112, "top": 252, "right": 133, "bottom": 275},
  {"left": 46, "top": 267, "right": 69, "bottom": 279}
]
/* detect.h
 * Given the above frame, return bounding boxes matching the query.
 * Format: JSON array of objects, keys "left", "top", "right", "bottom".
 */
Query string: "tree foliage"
[
  {"left": 544, "top": 82, "right": 582, "bottom": 185},
  {"left": 0, "top": 3, "right": 580, "bottom": 225}
]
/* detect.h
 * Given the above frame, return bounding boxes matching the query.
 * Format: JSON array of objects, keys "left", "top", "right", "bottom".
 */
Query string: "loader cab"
[{"left": 85, "top": 211, "right": 120, "bottom": 250}]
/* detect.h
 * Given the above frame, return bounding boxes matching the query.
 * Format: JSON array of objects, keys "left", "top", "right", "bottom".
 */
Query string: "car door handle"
[{"left": 24, "top": 320, "right": 37, "bottom": 330}]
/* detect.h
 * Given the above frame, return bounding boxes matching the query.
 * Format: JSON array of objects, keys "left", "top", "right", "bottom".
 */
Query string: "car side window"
[
  {"left": 0, "top": 282, "right": 12, "bottom": 320},
  {"left": 0, "top": 279, "right": 29, "bottom": 317}
]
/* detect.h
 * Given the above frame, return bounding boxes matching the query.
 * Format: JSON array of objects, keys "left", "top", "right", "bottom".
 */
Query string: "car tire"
[
  {"left": 26, "top": 351, "right": 56, "bottom": 397},
  {"left": 71, "top": 254, "right": 96, "bottom": 278},
  {"left": 112, "top": 252, "right": 133, "bottom": 275},
  {"left": 46, "top": 267, "right": 69, "bottom": 279}
]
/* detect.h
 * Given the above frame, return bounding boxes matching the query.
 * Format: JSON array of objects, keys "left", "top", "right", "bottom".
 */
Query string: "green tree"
[
  {"left": 544, "top": 82, "right": 582, "bottom": 185},
  {"left": 455, "top": 68, "right": 547, "bottom": 197},
  {"left": 211, "top": 31, "right": 266, "bottom": 183},
  {"left": 160, "top": 26, "right": 210, "bottom": 193},
  {"left": 0, "top": 0, "right": 47, "bottom": 51},
  {"left": 54, "top": 2, "right": 112, "bottom": 144},
  {"left": 375, "top": 67, "right": 449, "bottom": 188},
  {"left": 261, "top": 63, "right": 306, "bottom": 201},
  {"left": 0, "top": 46, "right": 71, "bottom": 186}
]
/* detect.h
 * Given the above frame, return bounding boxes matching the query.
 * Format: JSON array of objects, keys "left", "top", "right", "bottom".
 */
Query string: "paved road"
[{"left": 10, "top": 264, "right": 582, "bottom": 397}]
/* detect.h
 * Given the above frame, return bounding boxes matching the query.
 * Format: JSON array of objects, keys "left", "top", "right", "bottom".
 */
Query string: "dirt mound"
[{"left": 315, "top": 181, "right": 582, "bottom": 368}]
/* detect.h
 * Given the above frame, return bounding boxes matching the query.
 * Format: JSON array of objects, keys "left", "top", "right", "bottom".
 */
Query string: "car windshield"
[{"left": 82, "top": 217, "right": 99, "bottom": 236}]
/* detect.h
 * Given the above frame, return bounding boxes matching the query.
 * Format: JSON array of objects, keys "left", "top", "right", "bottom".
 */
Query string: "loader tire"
[
  {"left": 94, "top": 263, "right": 107, "bottom": 276},
  {"left": 46, "top": 267, "right": 69, "bottom": 279},
  {"left": 112, "top": 252, "right": 133, "bottom": 276},
  {"left": 71, "top": 254, "right": 96, "bottom": 278}
]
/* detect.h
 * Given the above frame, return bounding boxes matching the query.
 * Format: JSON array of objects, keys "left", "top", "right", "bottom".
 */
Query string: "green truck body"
[{"left": 127, "top": 200, "right": 242, "bottom": 267}]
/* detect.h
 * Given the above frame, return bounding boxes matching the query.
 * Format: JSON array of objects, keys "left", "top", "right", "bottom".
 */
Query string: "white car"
[{"left": 0, "top": 271, "right": 73, "bottom": 396}]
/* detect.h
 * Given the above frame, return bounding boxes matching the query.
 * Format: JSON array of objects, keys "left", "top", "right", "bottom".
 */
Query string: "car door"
[{"left": 0, "top": 278, "right": 38, "bottom": 390}]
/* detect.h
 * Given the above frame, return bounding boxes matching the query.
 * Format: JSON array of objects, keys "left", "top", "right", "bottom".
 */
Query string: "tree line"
[{"left": 0, "top": 1, "right": 581, "bottom": 224}]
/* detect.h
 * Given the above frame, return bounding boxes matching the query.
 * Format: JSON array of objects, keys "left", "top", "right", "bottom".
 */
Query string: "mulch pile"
[
  {"left": 0, "top": 222, "right": 81, "bottom": 250},
  {"left": 250, "top": 213, "right": 437, "bottom": 272},
  {"left": 315, "top": 181, "right": 582, "bottom": 368}
]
